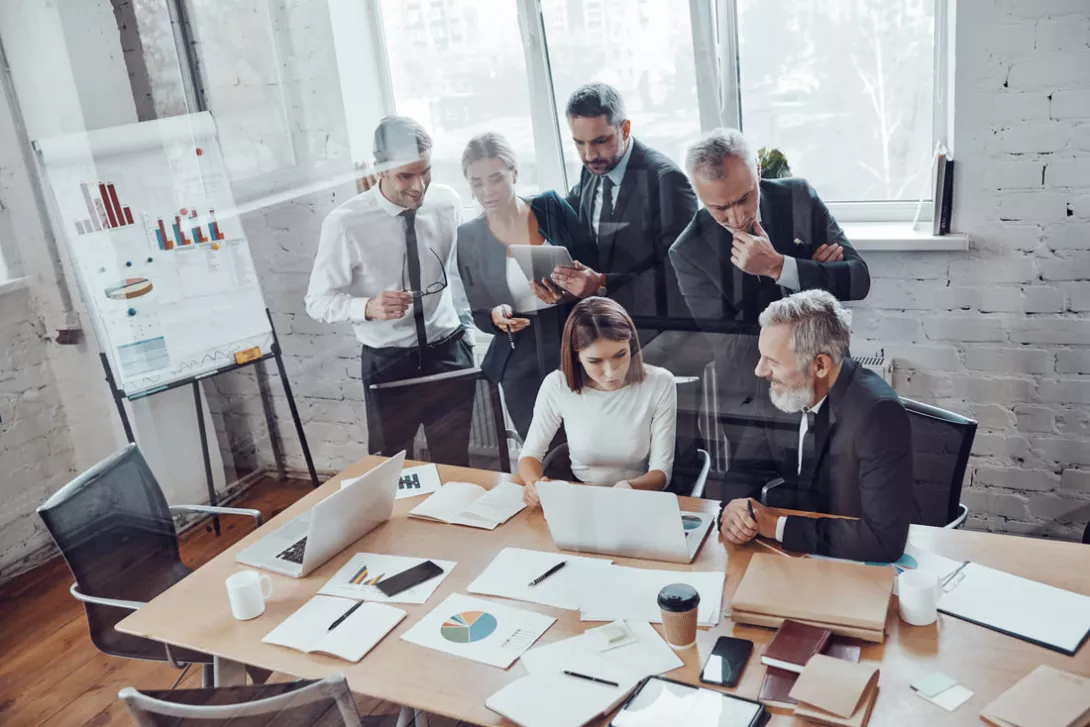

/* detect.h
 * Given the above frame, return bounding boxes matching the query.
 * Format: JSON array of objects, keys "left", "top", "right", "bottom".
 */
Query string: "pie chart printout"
[{"left": 441, "top": 611, "right": 498, "bottom": 644}]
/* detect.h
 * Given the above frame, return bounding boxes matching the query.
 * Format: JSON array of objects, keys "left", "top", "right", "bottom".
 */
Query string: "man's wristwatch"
[{"left": 596, "top": 272, "right": 608, "bottom": 297}]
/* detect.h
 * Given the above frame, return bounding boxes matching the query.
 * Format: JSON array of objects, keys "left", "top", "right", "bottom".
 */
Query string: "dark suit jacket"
[
  {"left": 669, "top": 177, "right": 871, "bottom": 327},
  {"left": 456, "top": 191, "right": 591, "bottom": 383},
  {"left": 566, "top": 137, "right": 698, "bottom": 322},
  {"left": 724, "top": 359, "right": 917, "bottom": 562}
]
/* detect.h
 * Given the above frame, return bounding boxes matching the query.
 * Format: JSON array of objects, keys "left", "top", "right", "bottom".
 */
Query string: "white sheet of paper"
[
  {"left": 317, "top": 553, "right": 455, "bottom": 605},
  {"left": 523, "top": 620, "right": 683, "bottom": 678},
  {"left": 450, "top": 481, "right": 527, "bottom": 529},
  {"left": 410, "top": 481, "right": 485, "bottom": 521},
  {"left": 468, "top": 548, "right": 612, "bottom": 610},
  {"left": 262, "top": 595, "right": 405, "bottom": 662},
  {"left": 580, "top": 567, "right": 725, "bottom": 627},
  {"left": 395, "top": 464, "right": 443, "bottom": 499},
  {"left": 401, "top": 593, "right": 555, "bottom": 668}
]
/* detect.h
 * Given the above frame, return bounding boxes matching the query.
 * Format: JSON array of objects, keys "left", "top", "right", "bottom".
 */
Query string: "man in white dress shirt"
[
  {"left": 717, "top": 290, "right": 916, "bottom": 562},
  {"left": 305, "top": 116, "right": 476, "bottom": 466}
]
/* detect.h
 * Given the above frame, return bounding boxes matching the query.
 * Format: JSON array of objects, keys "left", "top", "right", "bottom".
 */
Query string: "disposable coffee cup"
[
  {"left": 898, "top": 570, "right": 939, "bottom": 626},
  {"left": 658, "top": 583, "right": 700, "bottom": 650}
]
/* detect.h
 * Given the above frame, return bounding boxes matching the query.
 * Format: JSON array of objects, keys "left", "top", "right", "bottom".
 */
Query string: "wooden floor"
[{"left": 0, "top": 476, "right": 465, "bottom": 727}]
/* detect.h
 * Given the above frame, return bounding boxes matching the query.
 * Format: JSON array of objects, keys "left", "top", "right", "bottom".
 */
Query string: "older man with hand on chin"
[{"left": 718, "top": 290, "right": 917, "bottom": 563}]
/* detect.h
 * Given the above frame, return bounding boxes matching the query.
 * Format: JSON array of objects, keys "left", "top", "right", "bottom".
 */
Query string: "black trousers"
[{"left": 361, "top": 329, "right": 476, "bottom": 467}]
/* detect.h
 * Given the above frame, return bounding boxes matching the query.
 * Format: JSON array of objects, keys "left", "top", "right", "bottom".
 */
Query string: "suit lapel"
[
  {"left": 802, "top": 359, "right": 859, "bottom": 491},
  {"left": 579, "top": 170, "right": 595, "bottom": 239}
]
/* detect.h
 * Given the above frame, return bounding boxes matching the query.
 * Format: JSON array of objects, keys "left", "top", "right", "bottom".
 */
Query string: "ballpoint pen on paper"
[
  {"left": 327, "top": 600, "right": 363, "bottom": 631},
  {"left": 941, "top": 560, "right": 970, "bottom": 590},
  {"left": 528, "top": 561, "right": 567, "bottom": 586},
  {"left": 563, "top": 670, "right": 620, "bottom": 687}
]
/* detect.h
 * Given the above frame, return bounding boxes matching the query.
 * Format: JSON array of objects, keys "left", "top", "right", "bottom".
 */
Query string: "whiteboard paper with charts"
[{"left": 34, "top": 112, "right": 271, "bottom": 396}]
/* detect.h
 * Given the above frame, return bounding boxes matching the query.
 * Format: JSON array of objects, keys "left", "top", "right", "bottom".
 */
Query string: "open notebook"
[
  {"left": 409, "top": 481, "right": 526, "bottom": 529},
  {"left": 262, "top": 595, "right": 405, "bottom": 662}
]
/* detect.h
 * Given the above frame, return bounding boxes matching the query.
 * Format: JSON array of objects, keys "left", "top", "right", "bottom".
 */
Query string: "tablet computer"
[
  {"left": 508, "top": 244, "right": 576, "bottom": 282},
  {"left": 609, "top": 676, "right": 768, "bottom": 727}
]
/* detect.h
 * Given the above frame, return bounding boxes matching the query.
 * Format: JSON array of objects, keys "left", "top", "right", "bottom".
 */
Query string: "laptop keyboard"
[{"left": 277, "top": 537, "right": 307, "bottom": 564}]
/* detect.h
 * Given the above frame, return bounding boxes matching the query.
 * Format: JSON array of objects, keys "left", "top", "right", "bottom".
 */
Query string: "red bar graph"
[
  {"left": 124, "top": 207, "right": 134, "bottom": 225},
  {"left": 106, "top": 184, "right": 125, "bottom": 225},
  {"left": 75, "top": 181, "right": 137, "bottom": 236},
  {"left": 98, "top": 184, "right": 118, "bottom": 227}
]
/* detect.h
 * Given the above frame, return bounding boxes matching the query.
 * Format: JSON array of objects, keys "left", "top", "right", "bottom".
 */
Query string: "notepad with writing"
[
  {"left": 761, "top": 619, "right": 831, "bottom": 672},
  {"left": 262, "top": 595, "right": 405, "bottom": 662},
  {"left": 409, "top": 481, "right": 526, "bottom": 529},
  {"left": 980, "top": 665, "right": 1090, "bottom": 727}
]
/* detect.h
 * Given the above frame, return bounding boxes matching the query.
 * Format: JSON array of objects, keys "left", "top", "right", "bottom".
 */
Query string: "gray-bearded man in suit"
[{"left": 717, "top": 290, "right": 917, "bottom": 562}]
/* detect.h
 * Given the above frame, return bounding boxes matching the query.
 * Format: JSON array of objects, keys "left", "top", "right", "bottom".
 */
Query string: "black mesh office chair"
[
  {"left": 37, "top": 444, "right": 265, "bottom": 685},
  {"left": 119, "top": 674, "right": 361, "bottom": 727},
  {"left": 760, "top": 398, "right": 976, "bottom": 529}
]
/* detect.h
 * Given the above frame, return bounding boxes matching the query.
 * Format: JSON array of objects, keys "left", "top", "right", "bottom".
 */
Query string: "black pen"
[
  {"left": 563, "top": 670, "right": 619, "bottom": 687},
  {"left": 505, "top": 323, "right": 516, "bottom": 349},
  {"left": 747, "top": 499, "right": 757, "bottom": 525},
  {"left": 327, "top": 600, "right": 363, "bottom": 631},
  {"left": 528, "top": 560, "right": 566, "bottom": 586}
]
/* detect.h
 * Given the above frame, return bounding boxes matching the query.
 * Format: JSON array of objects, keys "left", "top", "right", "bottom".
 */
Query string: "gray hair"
[
  {"left": 685, "top": 127, "right": 757, "bottom": 180},
  {"left": 565, "top": 83, "right": 627, "bottom": 127},
  {"left": 758, "top": 290, "right": 852, "bottom": 366},
  {"left": 373, "top": 116, "right": 432, "bottom": 166},
  {"left": 461, "top": 132, "right": 518, "bottom": 178}
]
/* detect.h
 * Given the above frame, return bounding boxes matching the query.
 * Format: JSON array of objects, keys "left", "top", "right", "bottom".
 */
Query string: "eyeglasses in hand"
[{"left": 401, "top": 247, "right": 448, "bottom": 299}]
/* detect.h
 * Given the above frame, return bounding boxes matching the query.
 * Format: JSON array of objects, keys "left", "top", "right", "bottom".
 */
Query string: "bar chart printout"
[
  {"left": 153, "top": 208, "right": 226, "bottom": 251},
  {"left": 75, "top": 181, "right": 135, "bottom": 236}
]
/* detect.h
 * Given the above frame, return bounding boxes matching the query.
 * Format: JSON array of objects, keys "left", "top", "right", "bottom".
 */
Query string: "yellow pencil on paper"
[
  {"left": 350, "top": 564, "right": 369, "bottom": 585},
  {"left": 367, "top": 572, "right": 385, "bottom": 586}
]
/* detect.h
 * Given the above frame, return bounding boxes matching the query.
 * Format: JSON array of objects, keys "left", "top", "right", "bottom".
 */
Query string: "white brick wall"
[{"left": 852, "top": 0, "right": 1090, "bottom": 539}]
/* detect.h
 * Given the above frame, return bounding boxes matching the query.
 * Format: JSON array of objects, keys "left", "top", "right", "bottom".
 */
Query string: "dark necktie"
[
  {"left": 401, "top": 210, "right": 429, "bottom": 362},
  {"left": 797, "top": 409, "right": 818, "bottom": 487},
  {"left": 598, "top": 176, "right": 614, "bottom": 241}
]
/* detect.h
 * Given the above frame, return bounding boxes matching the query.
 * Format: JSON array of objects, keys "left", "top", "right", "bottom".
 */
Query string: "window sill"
[
  {"left": 0, "top": 276, "right": 29, "bottom": 297},
  {"left": 842, "top": 222, "right": 969, "bottom": 252}
]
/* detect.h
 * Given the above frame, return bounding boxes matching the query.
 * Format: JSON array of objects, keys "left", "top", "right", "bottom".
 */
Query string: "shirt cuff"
[
  {"left": 775, "top": 516, "right": 787, "bottom": 542},
  {"left": 350, "top": 297, "right": 370, "bottom": 322},
  {"left": 776, "top": 255, "right": 801, "bottom": 290}
]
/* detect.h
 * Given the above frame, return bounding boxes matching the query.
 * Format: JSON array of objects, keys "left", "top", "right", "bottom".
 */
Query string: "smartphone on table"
[
  {"left": 374, "top": 560, "right": 444, "bottom": 597},
  {"left": 700, "top": 636, "right": 754, "bottom": 688}
]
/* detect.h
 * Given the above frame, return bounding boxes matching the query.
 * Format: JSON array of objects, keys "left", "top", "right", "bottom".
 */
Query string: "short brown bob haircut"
[{"left": 560, "top": 297, "right": 646, "bottom": 393}]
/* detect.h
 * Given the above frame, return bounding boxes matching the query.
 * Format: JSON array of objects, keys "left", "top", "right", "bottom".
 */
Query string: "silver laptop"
[
  {"left": 236, "top": 452, "right": 405, "bottom": 577},
  {"left": 536, "top": 481, "right": 715, "bottom": 563}
]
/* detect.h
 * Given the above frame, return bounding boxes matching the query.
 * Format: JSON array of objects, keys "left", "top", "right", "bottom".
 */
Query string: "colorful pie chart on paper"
[
  {"left": 681, "top": 514, "right": 703, "bottom": 531},
  {"left": 105, "top": 278, "right": 153, "bottom": 300},
  {"left": 440, "top": 611, "right": 498, "bottom": 644}
]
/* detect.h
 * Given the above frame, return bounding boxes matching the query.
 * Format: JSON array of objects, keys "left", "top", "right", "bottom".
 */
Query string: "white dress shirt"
[
  {"left": 775, "top": 395, "right": 828, "bottom": 542},
  {"left": 521, "top": 366, "right": 677, "bottom": 486},
  {"left": 591, "top": 139, "right": 635, "bottom": 239},
  {"left": 305, "top": 183, "right": 470, "bottom": 349}
]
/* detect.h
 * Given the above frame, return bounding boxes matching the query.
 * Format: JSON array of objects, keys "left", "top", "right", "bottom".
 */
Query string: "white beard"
[{"left": 769, "top": 381, "right": 815, "bottom": 414}]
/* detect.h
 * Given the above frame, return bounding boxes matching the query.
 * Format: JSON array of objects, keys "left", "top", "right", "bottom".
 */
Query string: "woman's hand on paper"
[{"left": 523, "top": 478, "right": 549, "bottom": 509}]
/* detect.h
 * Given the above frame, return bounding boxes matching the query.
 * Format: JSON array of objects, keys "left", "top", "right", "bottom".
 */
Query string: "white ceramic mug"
[
  {"left": 226, "top": 570, "right": 273, "bottom": 620},
  {"left": 898, "top": 570, "right": 940, "bottom": 626}
]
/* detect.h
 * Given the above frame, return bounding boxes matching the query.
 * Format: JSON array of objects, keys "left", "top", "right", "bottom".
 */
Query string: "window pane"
[
  {"left": 379, "top": 0, "right": 539, "bottom": 197},
  {"left": 737, "top": 0, "right": 935, "bottom": 202},
  {"left": 544, "top": 0, "right": 701, "bottom": 186}
]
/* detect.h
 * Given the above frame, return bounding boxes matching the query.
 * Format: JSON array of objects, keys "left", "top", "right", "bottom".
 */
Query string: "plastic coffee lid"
[{"left": 657, "top": 583, "right": 700, "bottom": 612}]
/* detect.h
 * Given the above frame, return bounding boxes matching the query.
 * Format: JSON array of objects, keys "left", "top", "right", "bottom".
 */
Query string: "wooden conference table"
[{"left": 118, "top": 457, "right": 1090, "bottom": 725}]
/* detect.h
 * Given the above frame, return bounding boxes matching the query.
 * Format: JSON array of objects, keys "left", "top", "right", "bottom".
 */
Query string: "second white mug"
[
  {"left": 898, "top": 570, "right": 940, "bottom": 626},
  {"left": 226, "top": 569, "right": 273, "bottom": 620}
]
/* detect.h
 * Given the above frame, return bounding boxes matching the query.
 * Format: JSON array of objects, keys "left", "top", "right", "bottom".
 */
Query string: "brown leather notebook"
[
  {"left": 731, "top": 554, "right": 894, "bottom": 636},
  {"left": 761, "top": 619, "right": 831, "bottom": 673},
  {"left": 759, "top": 636, "right": 862, "bottom": 708}
]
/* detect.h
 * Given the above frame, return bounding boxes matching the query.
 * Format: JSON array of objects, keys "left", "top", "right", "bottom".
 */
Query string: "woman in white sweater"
[{"left": 519, "top": 297, "right": 678, "bottom": 507}]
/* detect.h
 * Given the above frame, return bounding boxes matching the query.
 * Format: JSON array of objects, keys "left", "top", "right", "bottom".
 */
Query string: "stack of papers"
[
  {"left": 400, "top": 593, "right": 555, "bottom": 668},
  {"left": 486, "top": 620, "right": 683, "bottom": 727},
  {"left": 318, "top": 553, "right": 455, "bottom": 604},
  {"left": 468, "top": 548, "right": 613, "bottom": 610},
  {"left": 262, "top": 595, "right": 405, "bottom": 662},
  {"left": 579, "top": 566, "right": 725, "bottom": 627},
  {"left": 410, "top": 481, "right": 526, "bottom": 529},
  {"left": 981, "top": 664, "right": 1090, "bottom": 727}
]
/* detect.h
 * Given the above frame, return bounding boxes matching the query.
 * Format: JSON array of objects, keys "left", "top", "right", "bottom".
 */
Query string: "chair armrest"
[
  {"left": 170, "top": 504, "right": 263, "bottom": 527},
  {"left": 70, "top": 583, "right": 145, "bottom": 611},
  {"left": 689, "top": 449, "right": 712, "bottom": 499},
  {"left": 944, "top": 502, "right": 968, "bottom": 530},
  {"left": 760, "top": 477, "right": 786, "bottom": 505}
]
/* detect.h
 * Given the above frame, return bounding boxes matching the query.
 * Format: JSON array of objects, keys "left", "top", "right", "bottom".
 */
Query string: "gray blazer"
[{"left": 724, "top": 359, "right": 918, "bottom": 562}]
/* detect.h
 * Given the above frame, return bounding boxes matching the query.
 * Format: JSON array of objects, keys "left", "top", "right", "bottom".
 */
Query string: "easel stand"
[{"left": 101, "top": 309, "right": 319, "bottom": 535}]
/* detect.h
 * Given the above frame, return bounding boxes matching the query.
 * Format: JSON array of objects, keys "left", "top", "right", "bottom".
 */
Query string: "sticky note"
[{"left": 911, "top": 671, "right": 957, "bottom": 698}]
